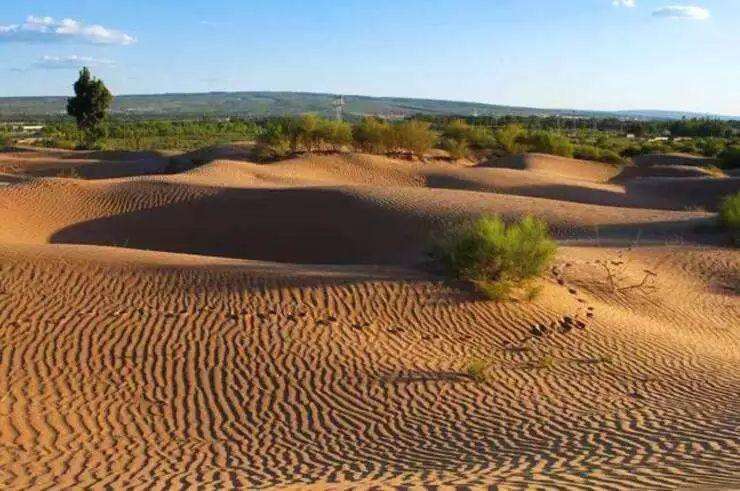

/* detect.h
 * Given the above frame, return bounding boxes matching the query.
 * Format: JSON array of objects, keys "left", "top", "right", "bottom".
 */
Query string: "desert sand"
[{"left": 0, "top": 147, "right": 737, "bottom": 488}]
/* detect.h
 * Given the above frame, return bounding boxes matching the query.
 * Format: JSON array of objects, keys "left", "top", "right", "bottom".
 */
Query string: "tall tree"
[{"left": 66, "top": 67, "right": 113, "bottom": 146}]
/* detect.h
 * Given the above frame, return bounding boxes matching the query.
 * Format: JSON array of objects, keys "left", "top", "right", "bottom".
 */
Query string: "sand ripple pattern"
[{"left": 0, "top": 244, "right": 736, "bottom": 489}]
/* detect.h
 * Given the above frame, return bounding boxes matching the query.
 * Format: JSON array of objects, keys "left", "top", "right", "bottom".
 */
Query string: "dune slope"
[{"left": 0, "top": 149, "right": 737, "bottom": 488}]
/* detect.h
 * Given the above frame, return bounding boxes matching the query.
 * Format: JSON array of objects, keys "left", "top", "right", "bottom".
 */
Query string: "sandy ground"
[{"left": 0, "top": 148, "right": 737, "bottom": 489}]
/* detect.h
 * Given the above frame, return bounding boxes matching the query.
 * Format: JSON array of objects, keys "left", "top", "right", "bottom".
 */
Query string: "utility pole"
[{"left": 333, "top": 95, "right": 345, "bottom": 121}]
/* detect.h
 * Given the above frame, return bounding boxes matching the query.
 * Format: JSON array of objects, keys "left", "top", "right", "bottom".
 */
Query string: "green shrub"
[
  {"left": 598, "top": 149, "right": 624, "bottom": 165},
  {"left": 0, "top": 133, "right": 12, "bottom": 148},
  {"left": 718, "top": 146, "right": 740, "bottom": 169},
  {"left": 294, "top": 114, "right": 322, "bottom": 151},
  {"left": 674, "top": 140, "right": 699, "bottom": 154},
  {"left": 573, "top": 144, "right": 601, "bottom": 161},
  {"left": 440, "top": 137, "right": 471, "bottom": 160},
  {"left": 390, "top": 120, "right": 437, "bottom": 158},
  {"left": 523, "top": 131, "right": 574, "bottom": 158},
  {"left": 256, "top": 121, "right": 291, "bottom": 158},
  {"left": 621, "top": 145, "right": 644, "bottom": 158},
  {"left": 719, "top": 193, "right": 740, "bottom": 244},
  {"left": 578, "top": 146, "right": 625, "bottom": 165},
  {"left": 442, "top": 119, "right": 495, "bottom": 149},
  {"left": 352, "top": 117, "right": 391, "bottom": 154},
  {"left": 697, "top": 138, "right": 726, "bottom": 157},
  {"left": 432, "top": 215, "right": 557, "bottom": 300},
  {"left": 496, "top": 124, "right": 526, "bottom": 154},
  {"left": 316, "top": 119, "right": 352, "bottom": 151},
  {"left": 642, "top": 142, "right": 671, "bottom": 154},
  {"left": 257, "top": 115, "right": 352, "bottom": 155}
]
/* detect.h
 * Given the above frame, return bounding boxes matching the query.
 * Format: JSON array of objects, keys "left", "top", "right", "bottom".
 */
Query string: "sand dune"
[
  {"left": 0, "top": 146, "right": 170, "bottom": 179},
  {"left": 613, "top": 164, "right": 723, "bottom": 180},
  {"left": 0, "top": 148, "right": 737, "bottom": 488},
  {"left": 482, "top": 153, "right": 621, "bottom": 182}
]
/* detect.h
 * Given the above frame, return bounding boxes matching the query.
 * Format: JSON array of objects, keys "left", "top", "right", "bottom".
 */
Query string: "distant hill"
[
  {"left": 0, "top": 91, "right": 736, "bottom": 121},
  {"left": 614, "top": 109, "right": 738, "bottom": 120}
]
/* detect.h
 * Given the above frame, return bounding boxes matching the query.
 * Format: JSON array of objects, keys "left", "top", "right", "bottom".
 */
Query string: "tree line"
[{"left": 27, "top": 67, "right": 740, "bottom": 169}]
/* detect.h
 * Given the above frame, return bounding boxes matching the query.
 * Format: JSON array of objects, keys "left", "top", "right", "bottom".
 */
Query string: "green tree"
[{"left": 66, "top": 67, "right": 113, "bottom": 146}]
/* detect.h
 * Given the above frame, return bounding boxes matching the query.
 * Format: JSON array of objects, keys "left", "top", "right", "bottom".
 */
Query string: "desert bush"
[
  {"left": 293, "top": 114, "right": 322, "bottom": 151},
  {"left": 719, "top": 192, "right": 740, "bottom": 244},
  {"left": 674, "top": 140, "right": 699, "bottom": 154},
  {"left": 259, "top": 115, "right": 352, "bottom": 154},
  {"left": 697, "top": 138, "right": 726, "bottom": 157},
  {"left": 440, "top": 137, "right": 471, "bottom": 160},
  {"left": 353, "top": 117, "right": 391, "bottom": 154},
  {"left": 576, "top": 144, "right": 624, "bottom": 165},
  {"left": 718, "top": 146, "right": 740, "bottom": 169},
  {"left": 256, "top": 121, "right": 291, "bottom": 158},
  {"left": 442, "top": 119, "right": 495, "bottom": 149},
  {"left": 0, "top": 133, "right": 12, "bottom": 148},
  {"left": 598, "top": 149, "right": 624, "bottom": 165},
  {"left": 573, "top": 144, "right": 601, "bottom": 161},
  {"left": 432, "top": 215, "right": 557, "bottom": 300},
  {"left": 523, "top": 131, "right": 574, "bottom": 158},
  {"left": 496, "top": 123, "right": 526, "bottom": 154},
  {"left": 465, "top": 357, "right": 490, "bottom": 382},
  {"left": 316, "top": 119, "right": 352, "bottom": 151},
  {"left": 641, "top": 142, "right": 671, "bottom": 154},
  {"left": 390, "top": 120, "right": 437, "bottom": 158}
]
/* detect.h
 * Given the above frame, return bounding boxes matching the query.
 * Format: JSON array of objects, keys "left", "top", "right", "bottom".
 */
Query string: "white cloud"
[
  {"left": 613, "top": 0, "right": 636, "bottom": 7},
  {"left": 652, "top": 5, "right": 710, "bottom": 20},
  {"left": 32, "top": 55, "right": 115, "bottom": 70},
  {"left": 0, "top": 15, "right": 135, "bottom": 45}
]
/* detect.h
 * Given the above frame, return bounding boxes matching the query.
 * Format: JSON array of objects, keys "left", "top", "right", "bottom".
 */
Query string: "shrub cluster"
[
  {"left": 432, "top": 215, "right": 557, "bottom": 300},
  {"left": 521, "top": 131, "right": 574, "bottom": 158},
  {"left": 438, "top": 119, "right": 496, "bottom": 159},
  {"left": 495, "top": 124, "right": 526, "bottom": 155},
  {"left": 257, "top": 116, "right": 438, "bottom": 159},
  {"left": 719, "top": 192, "right": 740, "bottom": 245},
  {"left": 718, "top": 146, "right": 740, "bottom": 169},
  {"left": 573, "top": 144, "right": 624, "bottom": 165},
  {"left": 489, "top": 125, "right": 578, "bottom": 158}
]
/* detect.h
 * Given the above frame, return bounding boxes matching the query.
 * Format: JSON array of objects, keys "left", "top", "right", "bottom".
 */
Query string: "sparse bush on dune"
[
  {"left": 292, "top": 114, "right": 322, "bottom": 152},
  {"left": 432, "top": 215, "right": 558, "bottom": 301},
  {"left": 256, "top": 115, "right": 352, "bottom": 157},
  {"left": 495, "top": 123, "right": 526, "bottom": 155},
  {"left": 719, "top": 192, "right": 740, "bottom": 244},
  {"left": 574, "top": 144, "right": 624, "bottom": 165},
  {"left": 256, "top": 121, "right": 292, "bottom": 158},
  {"left": 0, "top": 133, "right": 13, "bottom": 149},
  {"left": 440, "top": 137, "right": 471, "bottom": 160},
  {"left": 442, "top": 119, "right": 496, "bottom": 150},
  {"left": 353, "top": 117, "right": 392, "bottom": 154},
  {"left": 718, "top": 146, "right": 740, "bottom": 169},
  {"left": 389, "top": 120, "right": 438, "bottom": 158},
  {"left": 316, "top": 119, "right": 353, "bottom": 151},
  {"left": 674, "top": 139, "right": 700, "bottom": 155},
  {"left": 696, "top": 138, "right": 726, "bottom": 157},
  {"left": 522, "top": 131, "right": 574, "bottom": 158},
  {"left": 572, "top": 144, "right": 601, "bottom": 162}
]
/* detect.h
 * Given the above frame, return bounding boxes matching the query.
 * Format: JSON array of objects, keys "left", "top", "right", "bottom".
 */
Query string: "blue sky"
[{"left": 0, "top": 0, "right": 738, "bottom": 115}]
